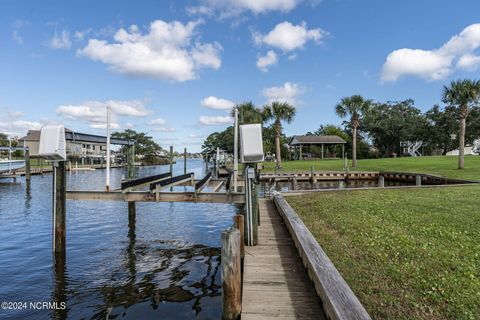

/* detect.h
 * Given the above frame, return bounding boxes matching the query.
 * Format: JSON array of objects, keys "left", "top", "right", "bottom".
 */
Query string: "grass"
[
  {"left": 262, "top": 155, "right": 480, "bottom": 181},
  {"left": 288, "top": 186, "right": 480, "bottom": 320}
]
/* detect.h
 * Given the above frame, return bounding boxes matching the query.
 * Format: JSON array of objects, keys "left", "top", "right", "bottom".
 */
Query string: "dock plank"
[{"left": 242, "top": 199, "right": 326, "bottom": 319}]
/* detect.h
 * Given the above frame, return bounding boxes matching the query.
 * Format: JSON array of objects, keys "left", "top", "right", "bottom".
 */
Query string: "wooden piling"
[
  {"left": 221, "top": 228, "right": 241, "bottom": 320},
  {"left": 416, "top": 175, "right": 422, "bottom": 186},
  {"left": 25, "top": 148, "right": 31, "bottom": 185},
  {"left": 169, "top": 145, "right": 174, "bottom": 175},
  {"left": 378, "top": 175, "right": 385, "bottom": 188},
  {"left": 128, "top": 201, "right": 136, "bottom": 218},
  {"left": 233, "top": 215, "right": 244, "bottom": 259},
  {"left": 53, "top": 161, "right": 66, "bottom": 253},
  {"left": 184, "top": 147, "right": 187, "bottom": 174},
  {"left": 127, "top": 144, "right": 135, "bottom": 179}
]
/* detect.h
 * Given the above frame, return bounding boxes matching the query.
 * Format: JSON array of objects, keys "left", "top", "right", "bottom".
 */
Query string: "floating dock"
[{"left": 242, "top": 199, "right": 325, "bottom": 319}]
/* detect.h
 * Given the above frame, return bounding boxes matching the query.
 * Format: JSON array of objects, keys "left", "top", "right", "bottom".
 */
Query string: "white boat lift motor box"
[
  {"left": 240, "top": 124, "right": 264, "bottom": 163},
  {"left": 39, "top": 125, "right": 67, "bottom": 161}
]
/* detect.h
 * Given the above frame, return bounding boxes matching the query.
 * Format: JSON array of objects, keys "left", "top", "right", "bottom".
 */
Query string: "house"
[
  {"left": 18, "top": 128, "right": 133, "bottom": 158},
  {"left": 288, "top": 135, "right": 347, "bottom": 160}
]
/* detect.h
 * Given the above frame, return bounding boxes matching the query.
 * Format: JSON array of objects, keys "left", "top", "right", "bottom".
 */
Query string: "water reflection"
[
  {"left": 52, "top": 252, "right": 68, "bottom": 320},
  {"left": 96, "top": 242, "right": 221, "bottom": 319},
  {"left": 0, "top": 160, "right": 231, "bottom": 320}
]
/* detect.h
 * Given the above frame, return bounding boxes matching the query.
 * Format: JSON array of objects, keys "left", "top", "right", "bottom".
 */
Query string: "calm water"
[{"left": 0, "top": 159, "right": 239, "bottom": 319}]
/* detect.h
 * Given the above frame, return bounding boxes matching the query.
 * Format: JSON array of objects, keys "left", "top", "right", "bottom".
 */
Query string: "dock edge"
[{"left": 273, "top": 194, "right": 372, "bottom": 320}]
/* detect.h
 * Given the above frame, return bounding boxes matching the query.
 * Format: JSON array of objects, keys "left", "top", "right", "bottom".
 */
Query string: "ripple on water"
[{"left": 0, "top": 160, "right": 237, "bottom": 319}]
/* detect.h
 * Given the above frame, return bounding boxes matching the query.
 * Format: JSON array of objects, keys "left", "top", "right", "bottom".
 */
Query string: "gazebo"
[{"left": 288, "top": 135, "right": 347, "bottom": 160}]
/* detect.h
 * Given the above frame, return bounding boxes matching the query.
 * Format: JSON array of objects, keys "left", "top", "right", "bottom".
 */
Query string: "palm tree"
[
  {"left": 335, "top": 95, "right": 371, "bottom": 168},
  {"left": 263, "top": 101, "right": 296, "bottom": 168},
  {"left": 231, "top": 102, "right": 264, "bottom": 125},
  {"left": 442, "top": 79, "right": 480, "bottom": 169}
]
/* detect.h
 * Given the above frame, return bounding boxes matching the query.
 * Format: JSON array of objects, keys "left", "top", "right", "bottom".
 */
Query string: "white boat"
[{"left": 0, "top": 159, "right": 25, "bottom": 174}]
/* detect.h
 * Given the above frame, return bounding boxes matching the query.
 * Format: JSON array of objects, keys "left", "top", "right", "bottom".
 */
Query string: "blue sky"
[{"left": 1, "top": 0, "right": 480, "bottom": 152}]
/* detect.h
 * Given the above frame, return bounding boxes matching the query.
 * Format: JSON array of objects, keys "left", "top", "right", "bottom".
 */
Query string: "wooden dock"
[{"left": 242, "top": 199, "right": 326, "bottom": 319}]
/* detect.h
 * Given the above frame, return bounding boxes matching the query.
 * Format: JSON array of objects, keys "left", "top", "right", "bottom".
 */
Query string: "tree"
[
  {"left": 335, "top": 95, "right": 371, "bottom": 167},
  {"left": 231, "top": 101, "right": 264, "bottom": 125},
  {"left": 362, "top": 99, "right": 426, "bottom": 157},
  {"left": 202, "top": 126, "right": 234, "bottom": 155},
  {"left": 0, "top": 133, "right": 8, "bottom": 147},
  {"left": 111, "top": 129, "right": 163, "bottom": 156},
  {"left": 263, "top": 101, "right": 296, "bottom": 168},
  {"left": 442, "top": 79, "right": 480, "bottom": 169}
]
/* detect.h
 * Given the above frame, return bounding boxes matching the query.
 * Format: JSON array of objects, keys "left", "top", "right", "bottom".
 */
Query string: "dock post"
[
  {"left": 169, "top": 146, "right": 174, "bottom": 175},
  {"left": 292, "top": 175, "right": 298, "bottom": 190},
  {"left": 378, "top": 175, "right": 385, "bottom": 188},
  {"left": 127, "top": 143, "right": 136, "bottom": 224},
  {"left": 233, "top": 215, "right": 245, "bottom": 259},
  {"left": 53, "top": 161, "right": 66, "bottom": 253},
  {"left": 184, "top": 147, "right": 187, "bottom": 174},
  {"left": 127, "top": 144, "right": 135, "bottom": 179},
  {"left": 25, "top": 148, "right": 31, "bottom": 186},
  {"left": 416, "top": 175, "right": 422, "bottom": 186},
  {"left": 244, "top": 166, "right": 258, "bottom": 246},
  {"left": 128, "top": 201, "right": 136, "bottom": 220},
  {"left": 221, "top": 228, "right": 241, "bottom": 320}
]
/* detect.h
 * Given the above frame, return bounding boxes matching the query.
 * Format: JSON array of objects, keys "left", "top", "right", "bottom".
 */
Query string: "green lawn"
[
  {"left": 262, "top": 155, "right": 480, "bottom": 181},
  {"left": 288, "top": 186, "right": 480, "bottom": 320}
]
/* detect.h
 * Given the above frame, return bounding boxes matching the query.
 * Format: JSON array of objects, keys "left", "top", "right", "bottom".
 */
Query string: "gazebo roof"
[{"left": 288, "top": 135, "right": 346, "bottom": 146}]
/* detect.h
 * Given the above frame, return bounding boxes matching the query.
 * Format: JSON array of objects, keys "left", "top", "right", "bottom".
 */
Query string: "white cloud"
[
  {"left": 149, "top": 118, "right": 167, "bottom": 125},
  {"left": 89, "top": 122, "right": 120, "bottom": 130},
  {"left": 153, "top": 127, "right": 176, "bottom": 132},
  {"left": 78, "top": 20, "right": 222, "bottom": 82},
  {"left": 256, "top": 50, "right": 278, "bottom": 72},
  {"left": 56, "top": 100, "right": 151, "bottom": 129},
  {"left": 201, "top": 96, "right": 235, "bottom": 110},
  {"left": 11, "top": 20, "right": 29, "bottom": 45},
  {"left": 189, "top": 133, "right": 203, "bottom": 138},
  {"left": 48, "top": 29, "right": 72, "bottom": 50},
  {"left": 262, "top": 82, "right": 305, "bottom": 104},
  {"left": 187, "top": 0, "right": 300, "bottom": 17},
  {"left": 457, "top": 53, "right": 480, "bottom": 70},
  {"left": 12, "top": 31, "right": 23, "bottom": 44},
  {"left": 254, "top": 21, "right": 328, "bottom": 52},
  {"left": 0, "top": 108, "right": 43, "bottom": 137},
  {"left": 199, "top": 115, "right": 233, "bottom": 125},
  {"left": 381, "top": 23, "right": 480, "bottom": 82},
  {"left": 74, "top": 28, "right": 92, "bottom": 41}
]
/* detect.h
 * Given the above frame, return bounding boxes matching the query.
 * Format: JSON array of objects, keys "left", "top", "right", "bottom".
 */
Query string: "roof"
[
  {"left": 19, "top": 128, "right": 73, "bottom": 141},
  {"left": 289, "top": 135, "right": 347, "bottom": 145},
  {"left": 19, "top": 128, "right": 133, "bottom": 146}
]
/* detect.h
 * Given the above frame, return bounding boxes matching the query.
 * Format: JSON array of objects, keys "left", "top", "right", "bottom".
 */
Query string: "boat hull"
[{"left": 0, "top": 160, "right": 25, "bottom": 174}]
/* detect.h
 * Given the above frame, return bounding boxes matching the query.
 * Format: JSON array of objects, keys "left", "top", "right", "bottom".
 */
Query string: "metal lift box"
[
  {"left": 39, "top": 125, "right": 66, "bottom": 161},
  {"left": 240, "top": 124, "right": 264, "bottom": 163}
]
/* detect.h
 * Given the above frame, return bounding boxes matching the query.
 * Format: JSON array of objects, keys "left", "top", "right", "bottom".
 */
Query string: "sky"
[{"left": 1, "top": 0, "right": 480, "bottom": 152}]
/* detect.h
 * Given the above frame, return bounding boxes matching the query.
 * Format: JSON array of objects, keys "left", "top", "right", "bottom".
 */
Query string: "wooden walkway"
[{"left": 242, "top": 199, "right": 326, "bottom": 319}]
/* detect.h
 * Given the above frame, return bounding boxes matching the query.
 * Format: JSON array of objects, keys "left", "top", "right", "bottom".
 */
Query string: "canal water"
[{"left": 0, "top": 159, "right": 239, "bottom": 319}]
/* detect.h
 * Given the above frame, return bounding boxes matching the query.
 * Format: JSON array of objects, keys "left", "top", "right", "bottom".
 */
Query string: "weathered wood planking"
[
  {"left": 66, "top": 190, "right": 245, "bottom": 203},
  {"left": 222, "top": 228, "right": 242, "bottom": 319},
  {"left": 242, "top": 199, "right": 326, "bottom": 320},
  {"left": 273, "top": 195, "right": 371, "bottom": 320}
]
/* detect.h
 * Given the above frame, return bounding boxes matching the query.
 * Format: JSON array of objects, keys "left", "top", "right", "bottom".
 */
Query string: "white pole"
[
  {"left": 233, "top": 108, "right": 239, "bottom": 192},
  {"left": 106, "top": 105, "right": 111, "bottom": 191},
  {"left": 216, "top": 147, "right": 220, "bottom": 177},
  {"left": 8, "top": 138, "right": 12, "bottom": 173}
]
